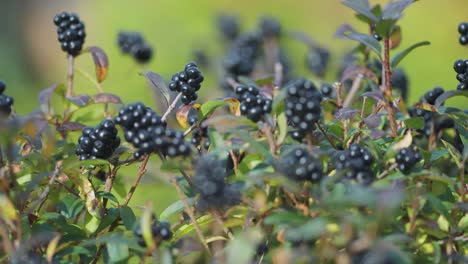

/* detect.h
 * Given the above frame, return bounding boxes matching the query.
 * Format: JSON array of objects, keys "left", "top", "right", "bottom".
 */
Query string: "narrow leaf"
[
  {"left": 141, "top": 71, "right": 171, "bottom": 113},
  {"left": 159, "top": 198, "right": 195, "bottom": 220},
  {"left": 382, "top": 0, "right": 415, "bottom": 20},
  {"left": 346, "top": 33, "right": 382, "bottom": 56},
  {"left": 434, "top": 90, "right": 468, "bottom": 108},
  {"left": 66, "top": 94, "right": 91, "bottom": 107},
  {"left": 391, "top": 41, "right": 430, "bottom": 68},
  {"left": 56, "top": 121, "right": 86, "bottom": 132},
  {"left": 87, "top": 46, "right": 109, "bottom": 83},
  {"left": 92, "top": 93, "right": 122, "bottom": 104},
  {"left": 199, "top": 100, "right": 228, "bottom": 119},
  {"left": 342, "top": 0, "right": 378, "bottom": 22}
]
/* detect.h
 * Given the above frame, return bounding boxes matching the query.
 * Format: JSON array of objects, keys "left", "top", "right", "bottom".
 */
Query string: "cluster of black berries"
[
  {"left": 53, "top": 12, "right": 86, "bottom": 56},
  {"left": 458, "top": 22, "right": 468, "bottom": 45},
  {"left": 223, "top": 33, "right": 262, "bottom": 77},
  {"left": 134, "top": 220, "right": 172, "bottom": 247},
  {"left": 453, "top": 59, "right": 468, "bottom": 90},
  {"left": 188, "top": 115, "right": 210, "bottom": 150},
  {"left": 259, "top": 16, "right": 281, "bottom": 38},
  {"left": 320, "top": 83, "right": 334, "bottom": 98},
  {"left": 305, "top": 47, "right": 330, "bottom": 77},
  {"left": 235, "top": 84, "right": 272, "bottom": 122},
  {"left": 193, "top": 155, "right": 241, "bottom": 212},
  {"left": 420, "top": 86, "right": 444, "bottom": 105},
  {"left": 277, "top": 145, "right": 323, "bottom": 182},
  {"left": 168, "top": 63, "right": 204, "bottom": 105},
  {"left": 0, "top": 81, "right": 14, "bottom": 117},
  {"left": 395, "top": 146, "right": 422, "bottom": 172},
  {"left": 114, "top": 103, "right": 191, "bottom": 159},
  {"left": 285, "top": 79, "right": 322, "bottom": 140},
  {"left": 117, "top": 31, "right": 153, "bottom": 64},
  {"left": 334, "top": 144, "right": 375, "bottom": 185},
  {"left": 76, "top": 120, "right": 120, "bottom": 161},
  {"left": 217, "top": 14, "right": 240, "bottom": 41}
]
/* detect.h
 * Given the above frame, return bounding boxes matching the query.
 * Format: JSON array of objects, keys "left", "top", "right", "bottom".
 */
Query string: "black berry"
[
  {"left": 117, "top": 31, "right": 153, "bottom": 64},
  {"left": 395, "top": 146, "right": 422, "bottom": 172},
  {"left": 259, "top": 16, "right": 281, "bottom": 38},
  {"left": 76, "top": 119, "right": 120, "bottom": 160},
  {"left": 305, "top": 47, "right": 330, "bottom": 77},
  {"left": 277, "top": 145, "right": 323, "bottom": 182},
  {"left": 320, "top": 82, "right": 334, "bottom": 98},
  {"left": 193, "top": 155, "right": 241, "bottom": 212},
  {"left": 223, "top": 33, "right": 262, "bottom": 77},
  {"left": 168, "top": 62, "right": 204, "bottom": 105},
  {"left": 420, "top": 86, "right": 444, "bottom": 105},
  {"left": 334, "top": 144, "right": 375, "bottom": 185},
  {"left": 53, "top": 12, "right": 86, "bottom": 56},
  {"left": 133, "top": 220, "right": 172, "bottom": 247},
  {"left": 453, "top": 59, "right": 468, "bottom": 90},
  {"left": 285, "top": 78, "right": 322, "bottom": 141},
  {"left": 0, "top": 81, "right": 14, "bottom": 117},
  {"left": 217, "top": 14, "right": 240, "bottom": 41},
  {"left": 235, "top": 84, "right": 272, "bottom": 122},
  {"left": 458, "top": 22, "right": 468, "bottom": 46}
]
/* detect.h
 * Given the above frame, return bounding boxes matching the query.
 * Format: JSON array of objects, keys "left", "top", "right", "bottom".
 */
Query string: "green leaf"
[
  {"left": 276, "top": 112, "right": 288, "bottom": 146},
  {"left": 391, "top": 41, "right": 430, "bottom": 68},
  {"left": 404, "top": 117, "right": 424, "bottom": 129},
  {"left": 284, "top": 218, "right": 327, "bottom": 241},
  {"left": 57, "top": 194, "right": 85, "bottom": 219},
  {"left": 264, "top": 211, "right": 307, "bottom": 225},
  {"left": 426, "top": 193, "right": 452, "bottom": 225},
  {"left": 434, "top": 90, "right": 468, "bottom": 108},
  {"left": 65, "top": 159, "right": 111, "bottom": 169},
  {"left": 345, "top": 33, "right": 382, "bottom": 56},
  {"left": 120, "top": 206, "right": 136, "bottom": 230},
  {"left": 96, "top": 191, "right": 119, "bottom": 205},
  {"left": 106, "top": 240, "right": 129, "bottom": 263},
  {"left": 172, "top": 215, "right": 213, "bottom": 241},
  {"left": 159, "top": 197, "right": 195, "bottom": 220},
  {"left": 429, "top": 150, "right": 449, "bottom": 163},
  {"left": 382, "top": 0, "right": 415, "bottom": 20},
  {"left": 199, "top": 100, "right": 228, "bottom": 119},
  {"left": 342, "top": 0, "right": 378, "bottom": 22}
]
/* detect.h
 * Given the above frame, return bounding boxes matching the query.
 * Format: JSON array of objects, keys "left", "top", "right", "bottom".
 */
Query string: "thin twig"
[
  {"left": 226, "top": 78, "right": 239, "bottom": 90},
  {"left": 211, "top": 209, "right": 234, "bottom": 240},
  {"left": 66, "top": 55, "right": 74, "bottom": 97},
  {"left": 333, "top": 82, "right": 343, "bottom": 108},
  {"left": 316, "top": 123, "right": 336, "bottom": 149},
  {"left": 183, "top": 123, "right": 197, "bottom": 137},
  {"left": 103, "top": 166, "right": 120, "bottom": 208},
  {"left": 377, "top": 163, "right": 398, "bottom": 179},
  {"left": 161, "top": 93, "right": 183, "bottom": 122},
  {"left": 273, "top": 62, "right": 283, "bottom": 89},
  {"left": 261, "top": 122, "right": 277, "bottom": 155},
  {"left": 382, "top": 37, "right": 398, "bottom": 137},
  {"left": 122, "top": 155, "right": 150, "bottom": 205},
  {"left": 29, "top": 160, "right": 63, "bottom": 214},
  {"left": 170, "top": 175, "right": 212, "bottom": 255},
  {"left": 343, "top": 74, "right": 363, "bottom": 108}
]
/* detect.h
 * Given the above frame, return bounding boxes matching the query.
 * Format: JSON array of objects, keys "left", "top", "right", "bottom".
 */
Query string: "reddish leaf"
[
  {"left": 414, "top": 102, "right": 437, "bottom": 112},
  {"left": 224, "top": 98, "right": 241, "bottom": 116},
  {"left": 370, "top": 129, "right": 387, "bottom": 139},
  {"left": 56, "top": 121, "right": 85, "bottom": 132},
  {"left": 92, "top": 93, "right": 122, "bottom": 104},
  {"left": 66, "top": 94, "right": 91, "bottom": 107},
  {"left": 87, "top": 46, "right": 109, "bottom": 83},
  {"left": 176, "top": 104, "right": 198, "bottom": 129},
  {"left": 361, "top": 91, "right": 384, "bottom": 102},
  {"left": 141, "top": 71, "right": 170, "bottom": 113},
  {"left": 389, "top": 26, "right": 402, "bottom": 49},
  {"left": 364, "top": 114, "right": 381, "bottom": 129}
]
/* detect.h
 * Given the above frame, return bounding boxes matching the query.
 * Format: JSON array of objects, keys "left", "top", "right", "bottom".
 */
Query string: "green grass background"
[{"left": 1, "top": 0, "right": 467, "bottom": 214}]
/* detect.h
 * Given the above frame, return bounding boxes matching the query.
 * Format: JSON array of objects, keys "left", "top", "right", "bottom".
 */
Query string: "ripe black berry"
[
  {"left": 76, "top": 119, "right": 120, "bottom": 161},
  {"left": 277, "top": 145, "right": 323, "bottom": 182},
  {"left": 395, "top": 146, "right": 422, "bottom": 172},
  {"left": 458, "top": 22, "right": 468, "bottom": 46},
  {"left": 320, "top": 83, "right": 334, "bottom": 98},
  {"left": 334, "top": 144, "right": 375, "bottom": 185},
  {"left": 305, "top": 47, "right": 330, "bottom": 77},
  {"left": 117, "top": 31, "right": 153, "bottom": 64},
  {"left": 193, "top": 155, "right": 241, "bottom": 212},
  {"left": 0, "top": 81, "right": 14, "bottom": 117},
  {"left": 223, "top": 33, "right": 262, "bottom": 77},
  {"left": 134, "top": 220, "right": 172, "bottom": 247},
  {"left": 115, "top": 102, "right": 191, "bottom": 158},
  {"left": 168, "top": 62, "right": 204, "bottom": 105},
  {"left": 420, "top": 86, "right": 444, "bottom": 105},
  {"left": 453, "top": 59, "right": 468, "bottom": 90},
  {"left": 259, "top": 16, "right": 281, "bottom": 38},
  {"left": 217, "top": 14, "right": 240, "bottom": 41},
  {"left": 188, "top": 115, "right": 211, "bottom": 150},
  {"left": 53, "top": 12, "right": 86, "bottom": 56},
  {"left": 285, "top": 78, "right": 322, "bottom": 140},
  {"left": 235, "top": 84, "right": 272, "bottom": 122}
]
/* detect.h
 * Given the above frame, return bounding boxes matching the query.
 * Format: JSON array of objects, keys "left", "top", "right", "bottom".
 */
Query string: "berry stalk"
[
  {"left": 383, "top": 37, "right": 398, "bottom": 137},
  {"left": 67, "top": 55, "right": 75, "bottom": 97},
  {"left": 161, "top": 93, "right": 182, "bottom": 122}
]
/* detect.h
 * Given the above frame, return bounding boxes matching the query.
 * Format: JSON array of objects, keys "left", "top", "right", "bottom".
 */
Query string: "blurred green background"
[{"left": 1, "top": 0, "right": 467, "bottom": 212}]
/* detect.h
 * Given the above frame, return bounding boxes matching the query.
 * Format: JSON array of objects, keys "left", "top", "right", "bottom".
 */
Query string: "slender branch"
[
  {"left": 273, "top": 62, "right": 283, "bottom": 89},
  {"left": 260, "top": 122, "right": 277, "bottom": 155},
  {"left": 459, "top": 157, "right": 466, "bottom": 202},
  {"left": 226, "top": 77, "right": 239, "bottom": 90},
  {"left": 75, "top": 68, "right": 103, "bottom": 93},
  {"left": 343, "top": 74, "right": 363, "bottom": 108},
  {"left": 170, "top": 175, "right": 211, "bottom": 255},
  {"left": 377, "top": 163, "right": 397, "bottom": 179},
  {"left": 122, "top": 155, "right": 150, "bottom": 205},
  {"left": 382, "top": 37, "right": 398, "bottom": 137},
  {"left": 103, "top": 166, "right": 120, "bottom": 208},
  {"left": 66, "top": 55, "right": 75, "bottom": 97},
  {"left": 183, "top": 123, "right": 197, "bottom": 137},
  {"left": 316, "top": 123, "right": 336, "bottom": 149},
  {"left": 211, "top": 209, "right": 234, "bottom": 240},
  {"left": 333, "top": 82, "right": 343, "bottom": 108},
  {"left": 161, "top": 93, "right": 183, "bottom": 122},
  {"left": 28, "top": 160, "right": 63, "bottom": 214}
]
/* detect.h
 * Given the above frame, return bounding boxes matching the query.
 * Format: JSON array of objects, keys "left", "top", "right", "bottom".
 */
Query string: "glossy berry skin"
[
  {"left": 277, "top": 145, "right": 323, "bottom": 182},
  {"left": 235, "top": 84, "right": 272, "bottom": 122},
  {"left": 217, "top": 14, "right": 240, "bottom": 41},
  {"left": 285, "top": 78, "right": 322, "bottom": 141},
  {"left": 117, "top": 31, "right": 153, "bottom": 64},
  {"left": 193, "top": 156, "right": 241, "bottom": 212},
  {"left": 168, "top": 62, "right": 204, "bottom": 105},
  {"left": 0, "top": 81, "right": 14, "bottom": 116},
  {"left": 421, "top": 87, "right": 444, "bottom": 105},
  {"left": 53, "top": 12, "right": 86, "bottom": 56},
  {"left": 76, "top": 119, "right": 120, "bottom": 161},
  {"left": 320, "top": 83, "right": 334, "bottom": 98},
  {"left": 259, "top": 16, "right": 281, "bottom": 38},
  {"left": 305, "top": 47, "right": 330, "bottom": 77},
  {"left": 189, "top": 115, "right": 211, "bottom": 150},
  {"left": 396, "top": 146, "right": 422, "bottom": 172},
  {"left": 458, "top": 22, "right": 468, "bottom": 45},
  {"left": 453, "top": 59, "right": 468, "bottom": 90},
  {"left": 115, "top": 102, "right": 191, "bottom": 158},
  {"left": 223, "top": 33, "right": 262, "bottom": 77},
  {"left": 134, "top": 221, "right": 173, "bottom": 247},
  {"left": 334, "top": 144, "right": 375, "bottom": 185}
]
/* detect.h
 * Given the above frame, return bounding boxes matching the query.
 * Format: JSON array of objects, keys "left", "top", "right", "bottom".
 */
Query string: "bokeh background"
[{"left": 1, "top": 0, "right": 467, "bottom": 212}]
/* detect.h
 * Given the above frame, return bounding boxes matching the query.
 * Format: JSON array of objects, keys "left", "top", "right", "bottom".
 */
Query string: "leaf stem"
[
  {"left": 382, "top": 37, "right": 398, "bottom": 137},
  {"left": 316, "top": 122, "right": 336, "bottom": 149},
  {"left": 161, "top": 93, "right": 182, "bottom": 122},
  {"left": 343, "top": 74, "right": 363, "bottom": 108},
  {"left": 122, "top": 155, "right": 150, "bottom": 205},
  {"left": 67, "top": 55, "right": 75, "bottom": 97},
  {"left": 29, "top": 160, "right": 63, "bottom": 214}
]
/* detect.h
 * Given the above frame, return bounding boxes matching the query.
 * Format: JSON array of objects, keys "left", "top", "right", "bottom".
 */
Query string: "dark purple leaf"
[
  {"left": 435, "top": 90, "right": 468, "bottom": 108},
  {"left": 66, "top": 94, "right": 91, "bottom": 107},
  {"left": 56, "top": 121, "right": 85, "bottom": 132},
  {"left": 364, "top": 114, "right": 381, "bottom": 129},
  {"left": 141, "top": 71, "right": 170, "bottom": 113},
  {"left": 334, "top": 107, "right": 359, "bottom": 120},
  {"left": 341, "top": 66, "right": 379, "bottom": 84},
  {"left": 346, "top": 33, "right": 382, "bottom": 57},
  {"left": 92, "top": 93, "right": 122, "bottom": 104},
  {"left": 342, "top": 0, "right": 378, "bottom": 22},
  {"left": 370, "top": 129, "right": 387, "bottom": 139},
  {"left": 382, "top": 0, "right": 415, "bottom": 20},
  {"left": 87, "top": 46, "right": 109, "bottom": 83},
  {"left": 361, "top": 91, "right": 384, "bottom": 101}
]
